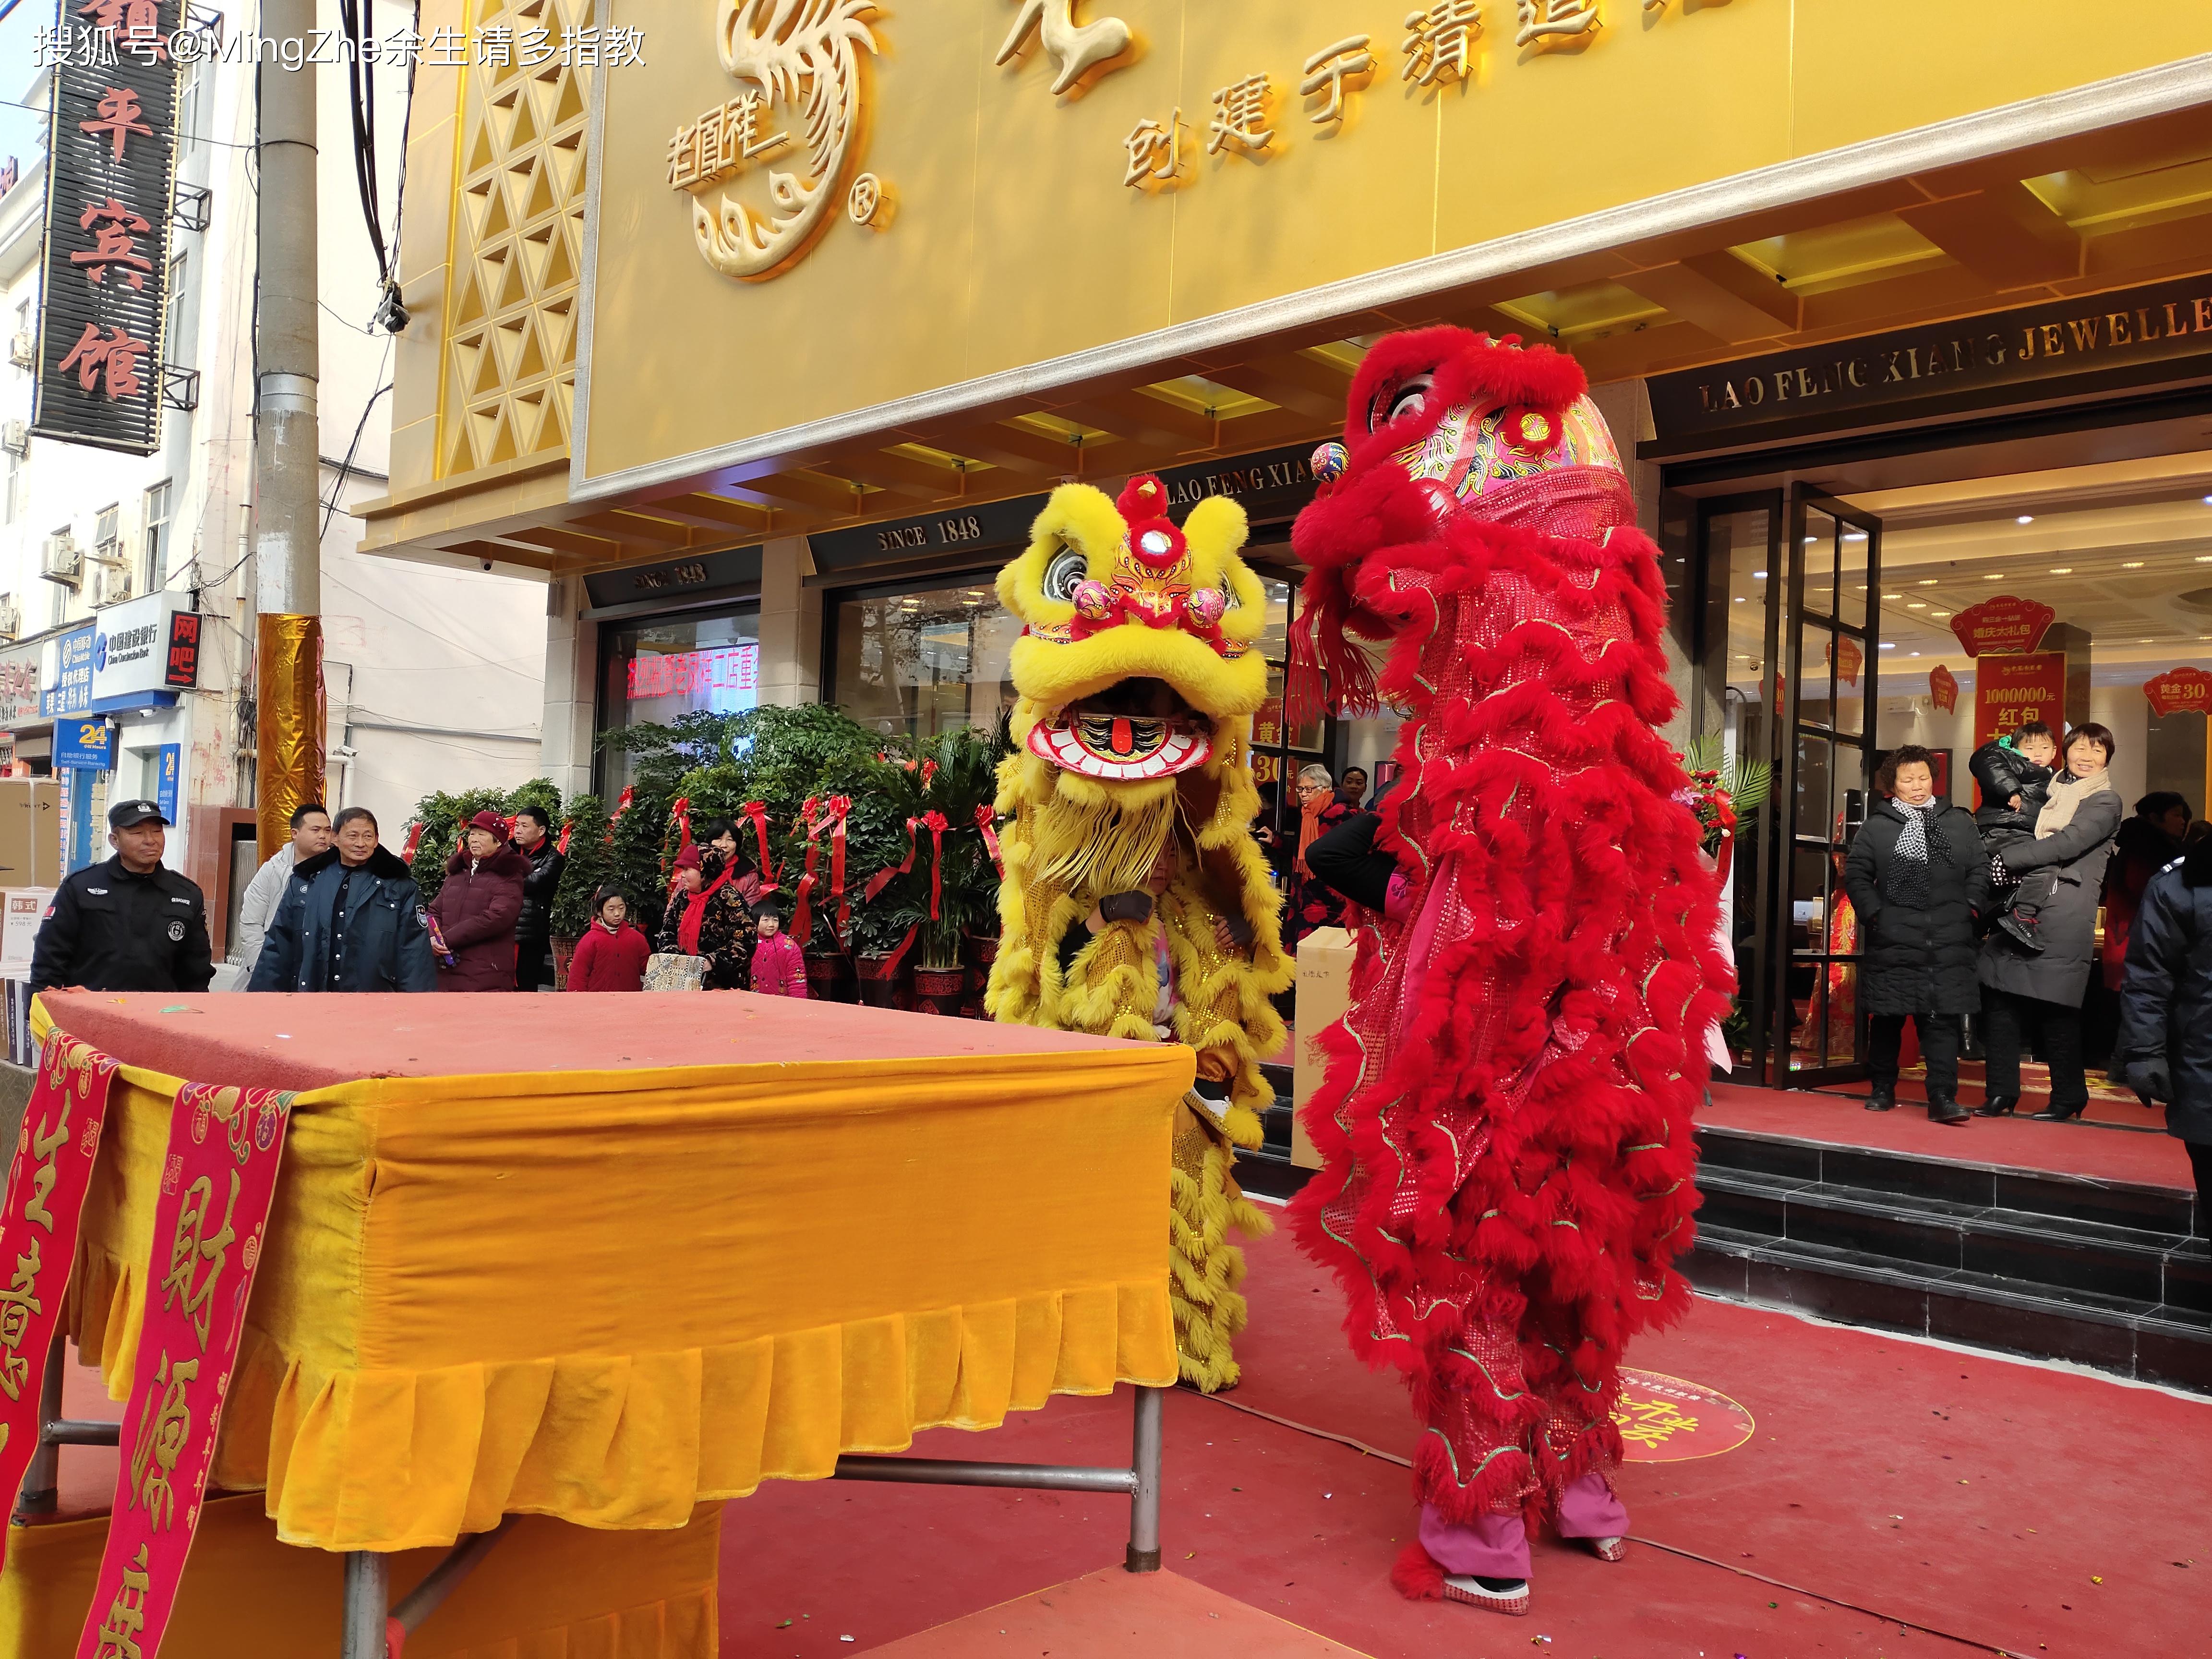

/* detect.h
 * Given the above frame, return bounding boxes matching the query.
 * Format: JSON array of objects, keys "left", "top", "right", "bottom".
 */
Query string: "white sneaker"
[{"left": 1440, "top": 1574, "right": 1530, "bottom": 1616}]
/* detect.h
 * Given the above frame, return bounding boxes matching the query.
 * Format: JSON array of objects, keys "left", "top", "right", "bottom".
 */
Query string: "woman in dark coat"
[
  {"left": 2102, "top": 791, "right": 2191, "bottom": 992},
  {"left": 429, "top": 810, "right": 531, "bottom": 992},
  {"left": 2114, "top": 834, "right": 2212, "bottom": 1201},
  {"left": 248, "top": 807, "right": 437, "bottom": 992},
  {"left": 1975, "top": 723, "right": 2123, "bottom": 1120},
  {"left": 1843, "top": 745, "right": 1991, "bottom": 1124},
  {"left": 655, "top": 844, "right": 761, "bottom": 990}
]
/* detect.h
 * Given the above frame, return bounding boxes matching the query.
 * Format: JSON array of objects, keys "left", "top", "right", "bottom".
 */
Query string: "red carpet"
[
  {"left": 1704, "top": 1080, "right": 2194, "bottom": 1191},
  {"left": 711, "top": 1220, "right": 2212, "bottom": 1657}
]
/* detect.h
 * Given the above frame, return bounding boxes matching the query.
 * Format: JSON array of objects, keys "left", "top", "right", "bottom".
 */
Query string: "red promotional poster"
[
  {"left": 0, "top": 1036, "right": 118, "bottom": 1575},
  {"left": 1825, "top": 634, "right": 1863, "bottom": 687},
  {"left": 1974, "top": 651, "right": 2068, "bottom": 746},
  {"left": 1929, "top": 664, "right": 1959, "bottom": 713},
  {"left": 1948, "top": 595, "right": 2056, "bottom": 657},
  {"left": 2144, "top": 666, "right": 2212, "bottom": 718},
  {"left": 78, "top": 1082, "right": 293, "bottom": 1659}
]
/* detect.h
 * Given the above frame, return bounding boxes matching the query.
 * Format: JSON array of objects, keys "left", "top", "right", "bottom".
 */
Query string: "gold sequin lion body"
[{"left": 986, "top": 473, "right": 1292, "bottom": 1392}]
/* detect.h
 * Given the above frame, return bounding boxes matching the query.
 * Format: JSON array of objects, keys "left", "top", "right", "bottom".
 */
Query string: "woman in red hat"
[{"left": 429, "top": 810, "right": 531, "bottom": 992}]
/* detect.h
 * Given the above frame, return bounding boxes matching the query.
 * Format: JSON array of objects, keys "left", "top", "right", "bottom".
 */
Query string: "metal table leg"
[
  {"left": 341, "top": 1551, "right": 389, "bottom": 1659},
  {"left": 1125, "top": 1383, "right": 1162, "bottom": 1573},
  {"left": 831, "top": 1382, "right": 1166, "bottom": 1574},
  {"left": 12, "top": 1335, "right": 65, "bottom": 1519}
]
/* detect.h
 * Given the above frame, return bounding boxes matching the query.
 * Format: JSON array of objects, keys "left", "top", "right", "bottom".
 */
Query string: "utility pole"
[{"left": 252, "top": 0, "right": 323, "bottom": 861}]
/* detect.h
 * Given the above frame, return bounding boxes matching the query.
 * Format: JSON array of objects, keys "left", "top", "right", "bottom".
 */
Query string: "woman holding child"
[{"left": 1974, "top": 723, "right": 2121, "bottom": 1121}]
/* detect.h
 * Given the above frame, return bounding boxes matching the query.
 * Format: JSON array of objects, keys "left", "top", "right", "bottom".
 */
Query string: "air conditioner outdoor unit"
[
  {"left": 40, "top": 533, "right": 81, "bottom": 586},
  {"left": 7, "top": 333, "right": 32, "bottom": 370},
  {"left": 0, "top": 595, "right": 18, "bottom": 641},
  {"left": 0, "top": 421, "right": 24, "bottom": 456},
  {"left": 96, "top": 563, "right": 132, "bottom": 605}
]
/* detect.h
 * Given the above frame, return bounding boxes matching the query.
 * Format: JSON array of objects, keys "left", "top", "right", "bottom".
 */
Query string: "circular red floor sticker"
[{"left": 1612, "top": 1368, "right": 1755, "bottom": 1462}]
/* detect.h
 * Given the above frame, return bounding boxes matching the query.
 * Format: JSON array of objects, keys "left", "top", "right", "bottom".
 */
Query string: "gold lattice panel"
[{"left": 436, "top": 0, "right": 592, "bottom": 476}]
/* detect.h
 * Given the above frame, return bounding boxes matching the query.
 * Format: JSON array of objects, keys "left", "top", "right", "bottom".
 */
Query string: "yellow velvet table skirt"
[
  {"left": 36, "top": 1003, "right": 1187, "bottom": 1554},
  {"left": 0, "top": 1496, "right": 722, "bottom": 1656}
]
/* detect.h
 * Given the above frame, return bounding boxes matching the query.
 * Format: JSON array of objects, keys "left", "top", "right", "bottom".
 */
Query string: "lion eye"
[
  {"left": 1372, "top": 373, "right": 1435, "bottom": 433},
  {"left": 1219, "top": 582, "right": 1240, "bottom": 611},
  {"left": 1042, "top": 546, "right": 1088, "bottom": 603}
]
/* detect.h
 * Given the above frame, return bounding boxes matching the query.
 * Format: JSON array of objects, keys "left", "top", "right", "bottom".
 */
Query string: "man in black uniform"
[{"left": 29, "top": 798, "right": 215, "bottom": 993}]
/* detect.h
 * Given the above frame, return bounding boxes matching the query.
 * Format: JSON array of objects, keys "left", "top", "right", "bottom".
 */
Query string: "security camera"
[{"left": 481, "top": 558, "right": 494, "bottom": 572}]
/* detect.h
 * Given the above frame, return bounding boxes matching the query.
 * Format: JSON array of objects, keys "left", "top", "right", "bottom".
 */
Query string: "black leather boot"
[
  {"left": 1973, "top": 1094, "right": 2019, "bottom": 1118},
  {"left": 1865, "top": 1079, "right": 1898, "bottom": 1112},
  {"left": 1927, "top": 1088, "right": 1970, "bottom": 1126},
  {"left": 2029, "top": 1100, "right": 2087, "bottom": 1122}
]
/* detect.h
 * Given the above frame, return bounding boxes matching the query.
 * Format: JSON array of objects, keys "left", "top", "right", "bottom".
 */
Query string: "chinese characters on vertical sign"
[{"left": 32, "top": 0, "right": 184, "bottom": 455}]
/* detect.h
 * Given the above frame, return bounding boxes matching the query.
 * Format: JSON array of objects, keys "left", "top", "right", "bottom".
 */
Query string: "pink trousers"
[{"left": 1418, "top": 1473, "right": 1629, "bottom": 1579}]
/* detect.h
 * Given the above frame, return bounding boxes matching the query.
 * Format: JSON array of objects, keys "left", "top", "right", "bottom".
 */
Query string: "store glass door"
[{"left": 1778, "top": 486, "right": 1882, "bottom": 1083}]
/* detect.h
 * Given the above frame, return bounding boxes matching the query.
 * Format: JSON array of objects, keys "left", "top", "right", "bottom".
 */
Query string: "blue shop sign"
[
  {"left": 55, "top": 715, "right": 114, "bottom": 771},
  {"left": 156, "top": 742, "right": 179, "bottom": 823},
  {"left": 38, "top": 626, "right": 94, "bottom": 718}
]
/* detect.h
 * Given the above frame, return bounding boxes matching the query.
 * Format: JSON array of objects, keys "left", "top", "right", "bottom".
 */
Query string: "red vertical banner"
[
  {"left": 0, "top": 1035, "right": 118, "bottom": 1572},
  {"left": 1974, "top": 652, "right": 2068, "bottom": 748},
  {"left": 78, "top": 1082, "right": 293, "bottom": 1659}
]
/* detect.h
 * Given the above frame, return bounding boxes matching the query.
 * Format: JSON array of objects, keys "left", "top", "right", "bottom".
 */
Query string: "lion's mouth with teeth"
[{"left": 1026, "top": 676, "right": 1215, "bottom": 781}]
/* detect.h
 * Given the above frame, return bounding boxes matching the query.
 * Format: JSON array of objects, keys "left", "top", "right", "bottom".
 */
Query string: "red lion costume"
[{"left": 1285, "top": 327, "right": 1731, "bottom": 1615}]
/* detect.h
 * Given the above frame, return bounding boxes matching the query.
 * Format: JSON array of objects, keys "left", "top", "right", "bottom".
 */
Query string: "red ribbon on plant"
[
  {"left": 741, "top": 800, "right": 776, "bottom": 878},
  {"left": 401, "top": 821, "right": 423, "bottom": 860},
  {"left": 613, "top": 786, "right": 634, "bottom": 821},
  {"left": 556, "top": 819, "right": 573, "bottom": 855},
  {"left": 671, "top": 795, "right": 693, "bottom": 850},
  {"left": 975, "top": 803, "right": 1003, "bottom": 879},
  {"left": 791, "top": 794, "right": 853, "bottom": 945},
  {"left": 910, "top": 810, "right": 950, "bottom": 919}
]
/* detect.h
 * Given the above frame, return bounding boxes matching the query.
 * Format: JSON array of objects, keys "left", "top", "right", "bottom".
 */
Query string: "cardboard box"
[
  {"left": 1290, "top": 926, "right": 1356, "bottom": 1171},
  {"left": 0, "top": 778, "right": 59, "bottom": 889}
]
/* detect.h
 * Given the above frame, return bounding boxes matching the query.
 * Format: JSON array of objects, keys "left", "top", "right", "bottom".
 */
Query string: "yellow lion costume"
[{"left": 986, "top": 473, "right": 1292, "bottom": 1392}]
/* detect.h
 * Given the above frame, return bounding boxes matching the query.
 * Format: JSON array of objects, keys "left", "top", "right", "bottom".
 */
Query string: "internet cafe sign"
[{"left": 1648, "top": 273, "right": 2212, "bottom": 447}]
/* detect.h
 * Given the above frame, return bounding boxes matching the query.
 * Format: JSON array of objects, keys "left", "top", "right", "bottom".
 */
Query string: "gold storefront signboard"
[{"left": 578, "top": 0, "right": 2212, "bottom": 493}]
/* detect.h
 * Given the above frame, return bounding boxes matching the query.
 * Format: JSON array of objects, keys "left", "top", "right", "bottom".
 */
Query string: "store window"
[
  {"left": 830, "top": 575, "right": 1017, "bottom": 741},
  {"left": 597, "top": 604, "right": 760, "bottom": 793}
]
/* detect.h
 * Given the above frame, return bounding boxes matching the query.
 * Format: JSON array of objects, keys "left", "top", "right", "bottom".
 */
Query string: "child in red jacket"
[
  {"left": 749, "top": 897, "right": 808, "bottom": 999},
  {"left": 565, "top": 888, "right": 651, "bottom": 991}
]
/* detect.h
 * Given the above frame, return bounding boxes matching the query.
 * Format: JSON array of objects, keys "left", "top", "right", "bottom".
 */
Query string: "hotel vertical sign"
[{"left": 32, "top": 0, "right": 185, "bottom": 455}]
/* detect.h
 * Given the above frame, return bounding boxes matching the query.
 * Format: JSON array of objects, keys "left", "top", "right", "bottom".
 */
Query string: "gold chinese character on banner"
[
  {"left": 1515, "top": 0, "right": 1601, "bottom": 46},
  {"left": 127, "top": 1350, "right": 198, "bottom": 1533},
  {"left": 1122, "top": 109, "right": 1182, "bottom": 188},
  {"left": 92, "top": 1544, "right": 152, "bottom": 1659},
  {"left": 1207, "top": 73, "right": 1274, "bottom": 156},
  {"left": 1300, "top": 36, "right": 1374, "bottom": 126},
  {"left": 995, "top": 0, "right": 1131, "bottom": 96},
  {"left": 1403, "top": 0, "right": 1480, "bottom": 85},
  {"left": 160, "top": 1168, "right": 238, "bottom": 1353}
]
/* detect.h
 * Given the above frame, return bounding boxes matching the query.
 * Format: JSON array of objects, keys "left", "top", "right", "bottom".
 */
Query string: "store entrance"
[{"left": 1694, "top": 485, "right": 1884, "bottom": 1087}]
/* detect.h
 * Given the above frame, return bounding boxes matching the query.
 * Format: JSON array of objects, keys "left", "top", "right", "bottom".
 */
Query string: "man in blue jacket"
[
  {"left": 249, "top": 806, "right": 437, "bottom": 993},
  {"left": 2114, "top": 833, "right": 2212, "bottom": 1200}
]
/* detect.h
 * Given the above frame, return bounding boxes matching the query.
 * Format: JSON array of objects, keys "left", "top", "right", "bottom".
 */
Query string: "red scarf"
[{"left": 677, "top": 866, "right": 732, "bottom": 955}]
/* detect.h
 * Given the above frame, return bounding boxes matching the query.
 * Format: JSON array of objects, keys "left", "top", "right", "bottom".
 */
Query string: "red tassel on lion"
[{"left": 1286, "top": 327, "right": 1733, "bottom": 1611}]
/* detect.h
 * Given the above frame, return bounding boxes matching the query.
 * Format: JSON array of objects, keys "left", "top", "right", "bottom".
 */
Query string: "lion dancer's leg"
[{"left": 1166, "top": 890, "right": 1280, "bottom": 1393}]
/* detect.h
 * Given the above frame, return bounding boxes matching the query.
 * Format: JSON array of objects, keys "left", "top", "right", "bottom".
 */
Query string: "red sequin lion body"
[{"left": 1286, "top": 327, "right": 1732, "bottom": 1532}]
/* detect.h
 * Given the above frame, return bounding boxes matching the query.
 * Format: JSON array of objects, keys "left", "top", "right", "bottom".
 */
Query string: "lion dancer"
[
  {"left": 987, "top": 473, "right": 1292, "bottom": 1391},
  {"left": 1285, "top": 328, "right": 1732, "bottom": 1614}
]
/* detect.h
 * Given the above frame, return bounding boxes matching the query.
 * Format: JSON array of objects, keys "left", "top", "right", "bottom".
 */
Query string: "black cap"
[{"left": 108, "top": 799, "right": 168, "bottom": 829}]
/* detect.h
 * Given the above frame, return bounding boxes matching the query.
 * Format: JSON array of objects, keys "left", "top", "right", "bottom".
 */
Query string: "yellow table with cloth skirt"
[{"left": 2, "top": 990, "right": 1187, "bottom": 1657}]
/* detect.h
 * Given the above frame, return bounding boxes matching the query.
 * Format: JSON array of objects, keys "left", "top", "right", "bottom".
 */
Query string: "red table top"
[{"left": 36, "top": 990, "right": 1148, "bottom": 1092}]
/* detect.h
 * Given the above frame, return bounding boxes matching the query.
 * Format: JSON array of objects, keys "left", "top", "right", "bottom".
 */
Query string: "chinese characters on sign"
[
  {"left": 1300, "top": 36, "right": 1373, "bottom": 126},
  {"left": 1404, "top": 2, "right": 1479, "bottom": 85},
  {"left": 1121, "top": 109, "right": 1183, "bottom": 189},
  {"left": 1514, "top": 0, "right": 1602, "bottom": 48},
  {"left": 32, "top": 0, "right": 183, "bottom": 454},
  {"left": 667, "top": 91, "right": 788, "bottom": 192},
  {"left": 1207, "top": 73, "right": 1274, "bottom": 156},
  {"left": 626, "top": 643, "right": 760, "bottom": 701},
  {"left": 995, "top": 0, "right": 1130, "bottom": 96}
]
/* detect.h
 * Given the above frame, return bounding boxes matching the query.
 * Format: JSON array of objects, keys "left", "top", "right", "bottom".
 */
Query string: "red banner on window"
[
  {"left": 1974, "top": 651, "right": 2067, "bottom": 747},
  {"left": 1929, "top": 663, "right": 1958, "bottom": 713},
  {"left": 1948, "top": 595, "right": 2056, "bottom": 657},
  {"left": 2144, "top": 666, "right": 2212, "bottom": 718}
]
